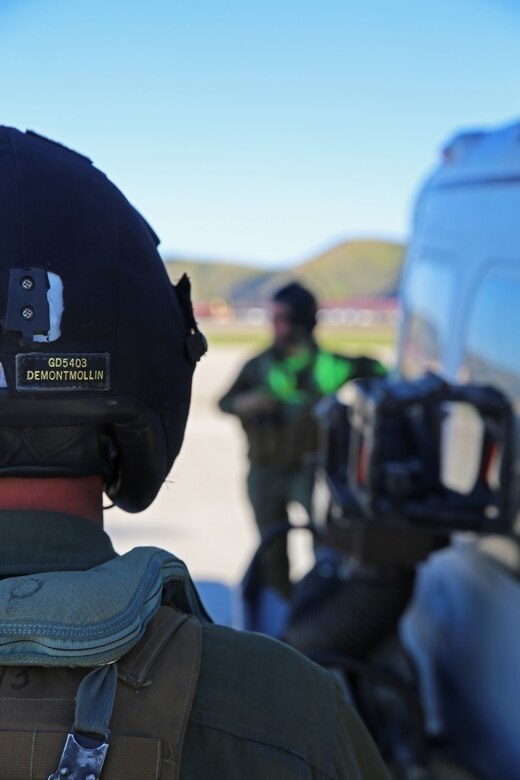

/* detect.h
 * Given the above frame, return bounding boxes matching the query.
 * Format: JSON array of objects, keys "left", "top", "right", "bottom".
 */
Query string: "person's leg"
[
  {"left": 290, "top": 463, "right": 316, "bottom": 522},
  {"left": 247, "top": 465, "right": 291, "bottom": 597},
  {"left": 290, "top": 464, "right": 331, "bottom": 563}
]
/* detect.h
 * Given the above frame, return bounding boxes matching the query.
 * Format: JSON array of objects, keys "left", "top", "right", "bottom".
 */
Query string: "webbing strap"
[
  {"left": 110, "top": 607, "right": 202, "bottom": 780},
  {"left": 48, "top": 665, "right": 118, "bottom": 780},
  {"left": 135, "top": 610, "right": 202, "bottom": 780},
  {"left": 118, "top": 607, "right": 188, "bottom": 690},
  {"left": 75, "top": 664, "right": 118, "bottom": 738},
  {"left": 171, "top": 615, "right": 201, "bottom": 780}
]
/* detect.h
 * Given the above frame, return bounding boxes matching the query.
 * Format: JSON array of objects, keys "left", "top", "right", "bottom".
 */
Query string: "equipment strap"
[
  {"left": 75, "top": 664, "right": 118, "bottom": 738},
  {"left": 154, "top": 610, "right": 202, "bottom": 780},
  {"left": 118, "top": 606, "right": 189, "bottom": 690},
  {"left": 114, "top": 606, "right": 202, "bottom": 780},
  {"left": 42, "top": 606, "right": 202, "bottom": 780}
]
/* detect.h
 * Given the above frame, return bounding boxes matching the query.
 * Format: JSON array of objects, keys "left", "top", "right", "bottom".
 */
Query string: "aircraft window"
[
  {"left": 400, "top": 259, "right": 455, "bottom": 378},
  {"left": 462, "top": 271, "right": 520, "bottom": 410}
]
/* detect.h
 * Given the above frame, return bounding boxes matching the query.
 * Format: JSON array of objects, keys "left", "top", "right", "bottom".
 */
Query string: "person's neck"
[
  {"left": 0, "top": 476, "right": 104, "bottom": 527},
  {"left": 275, "top": 337, "right": 314, "bottom": 357}
]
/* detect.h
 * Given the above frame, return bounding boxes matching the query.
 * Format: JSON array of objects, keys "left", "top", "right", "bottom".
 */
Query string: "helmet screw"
[
  {"left": 20, "top": 276, "right": 34, "bottom": 291},
  {"left": 21, "top": 306, "right": 35, "bottom": 320}
]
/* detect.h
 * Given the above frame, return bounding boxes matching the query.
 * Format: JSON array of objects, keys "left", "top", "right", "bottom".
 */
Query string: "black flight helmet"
[{"left": 0, "top": 127, "right": 206, "bottom": 512}]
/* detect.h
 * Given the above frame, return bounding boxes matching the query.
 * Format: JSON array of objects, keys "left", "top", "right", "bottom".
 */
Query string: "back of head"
[{"left": 0, "top": 127, "right": 205, "bottom": 512}]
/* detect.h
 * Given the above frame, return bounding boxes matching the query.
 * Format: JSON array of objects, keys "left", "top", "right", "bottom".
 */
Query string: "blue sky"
[{"left": 1, "top": 0, "right": 519, "bottom": 266}]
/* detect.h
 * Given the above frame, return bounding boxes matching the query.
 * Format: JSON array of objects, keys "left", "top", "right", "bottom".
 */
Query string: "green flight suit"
[
  {"left": 0, "top": 511, "right": 391, "bottom": 779},
  {"left": 219, "top": 344, "right": 387, "bottom": 595}
]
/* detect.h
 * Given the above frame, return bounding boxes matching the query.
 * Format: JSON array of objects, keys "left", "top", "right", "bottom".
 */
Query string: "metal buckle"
[{"left": 48, "top": 730, "right": 110, "bottom": 780}]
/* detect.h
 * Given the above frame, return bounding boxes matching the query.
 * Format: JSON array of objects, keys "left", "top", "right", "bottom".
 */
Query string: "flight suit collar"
[{"left": 0, "top": 510, "right": 117, "bottom": 576}]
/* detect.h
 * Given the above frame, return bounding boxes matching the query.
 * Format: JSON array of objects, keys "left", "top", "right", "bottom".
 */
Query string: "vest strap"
[
  {"left": 0, "top": 606, "right": 202, "bottom": 780},
  {"left": 49, "top": 664, "right": 118, "bottom": 779},
  {"left": 148, "top": 610, "right": 202, "bottom": 780},
  {"left": 118, "top": 607, "right": 188, "bottom": 690}
]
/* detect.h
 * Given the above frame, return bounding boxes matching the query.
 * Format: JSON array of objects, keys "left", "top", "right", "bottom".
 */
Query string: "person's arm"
[
  {"left": 218, "top": 357, "right": 278, "bottom": 417},
  {"left": 315, "top": 351, "right": 389, "bottom": 396},
  {"left": 349, "top": 355, "right": 388, "bottom": 380}
]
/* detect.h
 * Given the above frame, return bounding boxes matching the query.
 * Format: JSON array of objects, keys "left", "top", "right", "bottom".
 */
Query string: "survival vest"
[{"left": 0, "top": 547, "right": 209, "bottom": 780}]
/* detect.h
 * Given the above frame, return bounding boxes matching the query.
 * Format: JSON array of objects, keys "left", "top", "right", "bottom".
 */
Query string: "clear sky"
[{"left": 1, "top": 0, "right": 519, "bottom": 266}]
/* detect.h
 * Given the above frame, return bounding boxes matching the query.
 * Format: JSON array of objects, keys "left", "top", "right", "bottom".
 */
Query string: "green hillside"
[
  {"left": 163, "top": 239, "right": 405, "bottom": 304},
  {"left": 295, "top": 239, "right": 404, "bottom": 300},
  {"left": 164, "top": 258, "right": 265, "bottom": 301}
]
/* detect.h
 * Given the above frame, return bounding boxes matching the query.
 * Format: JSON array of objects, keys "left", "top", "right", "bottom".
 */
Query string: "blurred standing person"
[{"left": 219, "top": 282, "right": 387, "bottom": 597}]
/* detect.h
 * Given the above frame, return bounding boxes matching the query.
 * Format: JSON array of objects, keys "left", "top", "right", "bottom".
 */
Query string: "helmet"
[
  {"left": 0, "top": 127, "right": 206, "bottom": 512},
  {"left": 272, "top": 282, "right": 318, "bottom": 334}
]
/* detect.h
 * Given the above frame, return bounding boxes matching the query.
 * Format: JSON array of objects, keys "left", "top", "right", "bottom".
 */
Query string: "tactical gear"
[
  {"left": 0, "top": 511, "right": 391, "bottom": 780},
  {"left": 0, "top": 128, "right": 206, "bottom": 512},
  {"left": 0, "top": 547, "right": 208, "bottom": 779},
  {"left": 219, "top": 345, "right": 387, "bottom": 468},
  {"left": 0, "top": 606, "right": 201, "bottom": 780}
]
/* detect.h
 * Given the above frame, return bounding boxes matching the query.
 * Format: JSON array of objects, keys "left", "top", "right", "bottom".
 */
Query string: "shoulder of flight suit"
[{"left": 182, "top": 622, "right": 390, "bottom": 779}]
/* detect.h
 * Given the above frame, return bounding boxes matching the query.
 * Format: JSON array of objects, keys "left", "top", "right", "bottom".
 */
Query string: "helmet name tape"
[{"left": 16, "top": 353, "right": 110, "bottom": 391}]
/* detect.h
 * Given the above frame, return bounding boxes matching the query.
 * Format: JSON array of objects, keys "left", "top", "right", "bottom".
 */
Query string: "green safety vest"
[{"left": 267, "top": 348, "right": 367, "bottom": 402}]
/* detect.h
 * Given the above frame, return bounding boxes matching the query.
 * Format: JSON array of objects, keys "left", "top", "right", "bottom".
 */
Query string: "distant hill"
[
  {"left": 294, "top": 240, "right": 404, "bottom": 300},
  {"left": 163, "top": 258, "right": 265, "bottom": 302},
  {"left": 164, "top": 239, "right": 405, "bottom": 305}
]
